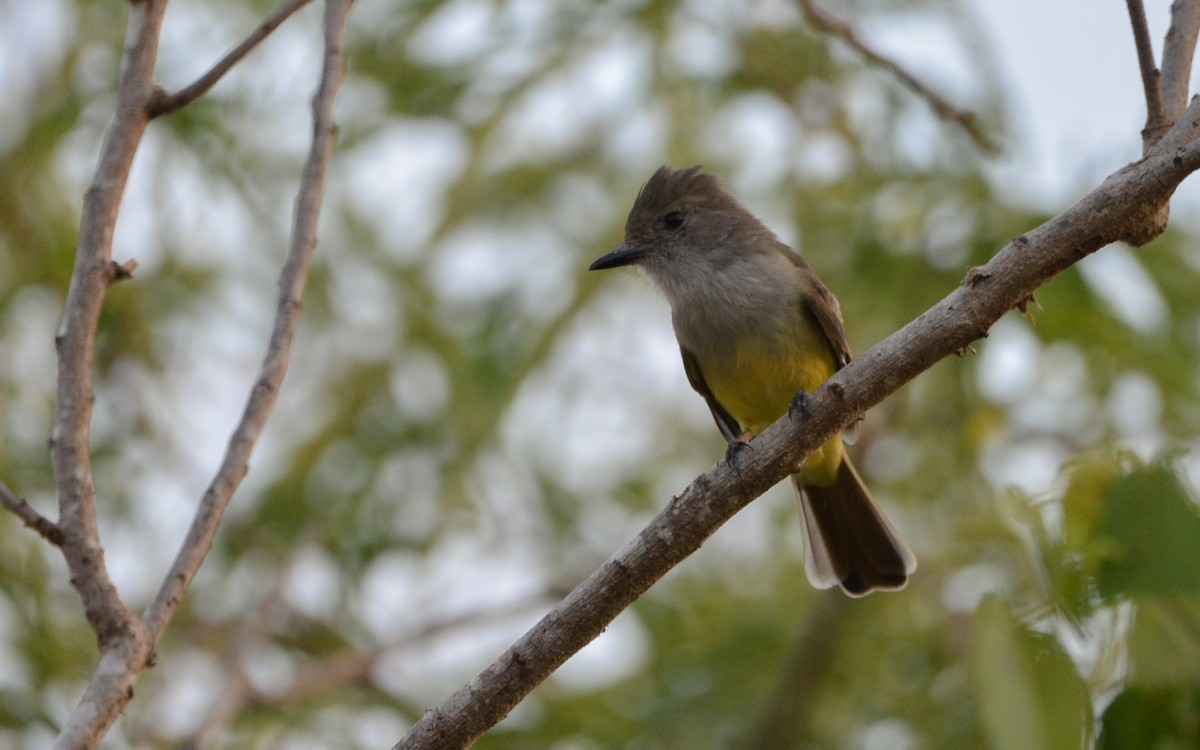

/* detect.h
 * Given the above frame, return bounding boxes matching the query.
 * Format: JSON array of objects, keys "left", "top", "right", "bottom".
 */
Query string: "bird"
[{"left": 589, "top": 165, "right": 916, "bottom": 596}]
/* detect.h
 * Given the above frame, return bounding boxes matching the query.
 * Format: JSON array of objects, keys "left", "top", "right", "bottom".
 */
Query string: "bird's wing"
[
  {"left": 786, "top": 251, "right": 853, "bottom": 370},
  {"left": 786, "top": 249, "right": 860, "bottom": 442},
  {"left": 680, "top": 345, "right": 743, "bottom": 445}
]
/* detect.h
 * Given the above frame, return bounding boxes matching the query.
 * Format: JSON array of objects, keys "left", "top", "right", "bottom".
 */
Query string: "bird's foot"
[
  {"left": 725, "top": 438, "right": 753, "bottom": 479},
  {"left": 788, "top": 389, "right": 811, "bottom": 421}
]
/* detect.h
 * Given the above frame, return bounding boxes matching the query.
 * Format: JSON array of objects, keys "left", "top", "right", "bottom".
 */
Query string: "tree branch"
[
  {"left": 50, "top": 4, "right": 169, "bottom": 748},
  {"left": 1126, "top": 0, "right": 1169, "bottom": 147},
  {"left": 0, "top": 481, "right": 64, "bottom": 546},
  {"left": 796, "top": 0, "right": 999, "bottom": 153},
  {"left": 142, "top": 0, "right": 353, "bottom": 646},
  {"left": 54, "top": 0, "right": 164, "bottom": 651},
  {"left": 1161, "top": 0, "right": 1200, "bottom": 123},
  {"left": 392, "top": 98, "right": 1200, "bottom": 750},
  {"left": 54, "top": 1, "right": 354, "bottom": 747},
  {"left": 147, "top": 0, "right": 314, "bottom": 118}
]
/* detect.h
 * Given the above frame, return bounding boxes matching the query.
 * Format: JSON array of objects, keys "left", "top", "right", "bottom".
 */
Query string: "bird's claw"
[
  {"left": 725, "top": 439, "right": 752, "bottom": 479},
  {"left": 789, "top": 389, "right": 811, "bottom": 421}
]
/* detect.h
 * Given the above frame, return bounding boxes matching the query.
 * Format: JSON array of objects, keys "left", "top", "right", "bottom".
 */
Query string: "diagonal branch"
[
  {"left": 796, "top": 0, "right": 999, "bottom": 153},
  {"left": 391, "top": 97, "right": 1200, "bottom": 750},
  {"left": 148, "top": 0, "right": 314, "bottom": 118},
  {"left": 1160, "top": 0, "right": 1200, "bottom": 123},
  {"left": 141, "top": 0, "right": 354, "bottom": 646},
  {"left": 1126, "top": 0, "right": 1169, "bottom": 148},
  {"left": 0, "top": 481, "right": 64, "bottom": 546}
]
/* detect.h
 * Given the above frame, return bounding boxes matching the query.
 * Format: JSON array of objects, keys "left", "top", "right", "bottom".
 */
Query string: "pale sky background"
[
  {"left": 2, "top": 0, "right": 1190, "bottom": 212},
  {"left": 922, "top": 0, "right": 1194, "bottom": 212}
]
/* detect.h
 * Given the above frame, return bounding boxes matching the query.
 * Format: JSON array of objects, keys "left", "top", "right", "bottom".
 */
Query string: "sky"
[
  {"left": 1, "top": 0, "right": 1192, "bottom": 222},
  {"left": 977, "top": 0, "right": 1200, "bottom": 217}
]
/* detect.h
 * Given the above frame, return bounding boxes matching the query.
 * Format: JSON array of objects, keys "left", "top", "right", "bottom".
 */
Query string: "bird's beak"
[{"left": 589, "top": 244, "right": 648, "bottom": 271}]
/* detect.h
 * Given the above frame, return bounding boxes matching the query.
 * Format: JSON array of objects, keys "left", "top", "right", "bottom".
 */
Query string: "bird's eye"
[{"left": 663, "top": 211, "right": 685, "bottom": 230}]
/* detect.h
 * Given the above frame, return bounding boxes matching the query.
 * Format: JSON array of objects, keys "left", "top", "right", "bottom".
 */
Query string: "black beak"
[{"left": 589, "top": 244, "right": 647, "bottom": 271}]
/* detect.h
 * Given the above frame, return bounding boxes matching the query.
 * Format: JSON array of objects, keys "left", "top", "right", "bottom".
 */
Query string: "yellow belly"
[{"left": 703, "top": 331, "right": 843, "bottom": 487}]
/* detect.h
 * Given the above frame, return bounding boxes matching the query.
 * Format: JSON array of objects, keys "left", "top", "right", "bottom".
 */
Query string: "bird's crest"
[{"left": 627, "top": 165, "right": 729, "bottom": 229}]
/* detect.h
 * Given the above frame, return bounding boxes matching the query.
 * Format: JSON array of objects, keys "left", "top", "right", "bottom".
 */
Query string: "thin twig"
[
  {"left": 1126, "top": 0, "right": 1169, "bottom": 147},
  {"left": 148, "top": 0, "right": 315, "bottom": 118},
  {"left": 142, "top": 0, "right": 354, "bottom": 645},
  {"left": 282, "top": 593, "right": 552, "bottom": 702},
  {"left": 183, "top": 586, "right": 551, "bottom": 747},
  {"left": 0, "top": 481, "right": 64, "bottom": 546},
  {"left": 1161, "top": 0, "right": 1200, "bottom": 122},
  {"left": 392, "top": 99, "right": 1200, "bottom": 750},
  {"left": 796, "top": 0, "right": 999, "bottom": 153}
]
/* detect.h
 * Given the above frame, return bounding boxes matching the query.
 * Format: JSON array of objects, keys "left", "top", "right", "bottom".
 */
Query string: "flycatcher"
[{"left": 590, "top": 165, "right": 915, "bottom": 596}]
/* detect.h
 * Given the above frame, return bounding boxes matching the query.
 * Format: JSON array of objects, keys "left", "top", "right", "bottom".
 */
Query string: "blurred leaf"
[
  {"left": 969, "top": 595, "right": 1093, "bottom": 750},
  {"left": 1042, "top": 455, "right": 1126, "bottom": 624},
  {"left": 1128, "top": 596, "right": 1200, "bottom": 688},
  {"left": 728, "top": 27, "right": 825, "bottom": 97},
  {"left": 1061, "top": 456, "right": 1122, "bottom": 552},
  {"left": 1096, "top": 464, "right": 1200, "bottom": 599},
  {"left": 1099, "top": 685, "right": 1200, "bottom": 750}
]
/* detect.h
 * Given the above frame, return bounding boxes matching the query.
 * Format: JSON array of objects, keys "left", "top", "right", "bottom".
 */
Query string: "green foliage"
[
  {"left": 3, "top": 0, "right": 1200, "bottom": 748},
  {"left": 970, "top": 595, "right": 1093, "bottom": 750},
  {"left": 1129, "top": 598, "right": 1200, "bottom": 688},
  {"left": 1100, "top": 685, "right": 1200, "bottom": 750},
  {"left": 1092, "top": 466, "right": 1200, "bottom": 598}
]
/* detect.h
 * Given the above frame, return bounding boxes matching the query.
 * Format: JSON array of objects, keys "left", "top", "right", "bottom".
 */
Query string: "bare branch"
[
  {"left": 51, "top": 2, "right": 169, "bottom": 746},
  {"left": 54, "top": 1, "right": 354, "bottom": 747},
  {"left": 796, "top": 0, "right": 999, "bottom": 153},
  {"left": 1161, "top": 0, "right": 1200, "bottom": 122},
  {"left": 1127, "top": 0, "right": 1169, "bottom": 147},
  {"left": 54, "top": 0, "right": 164, "bottom": 658},
  {"left": 142, "top": 0, "right": 354, "bottom": 645},
  {"left": 55, "top": 0, "right": 165, "bottom": 646},
  {"left": 148, "top": 0, "right": 314, "bottom": 118},
  {"left": 0, "top": 481, "right": 64, "bottom": 546},
  {"left": 392, "top": 98, "right": 1200, "bottom": 750}
]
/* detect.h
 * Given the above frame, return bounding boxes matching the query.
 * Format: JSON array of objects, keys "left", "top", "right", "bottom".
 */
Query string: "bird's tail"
[{"left": 794, "top": 452, "right": 916, "bottom": 597}]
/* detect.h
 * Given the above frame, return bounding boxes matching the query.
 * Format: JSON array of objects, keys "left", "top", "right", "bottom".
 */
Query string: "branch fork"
[{"left": 0, "top": 1, "right": 354, "bottom": 747}]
